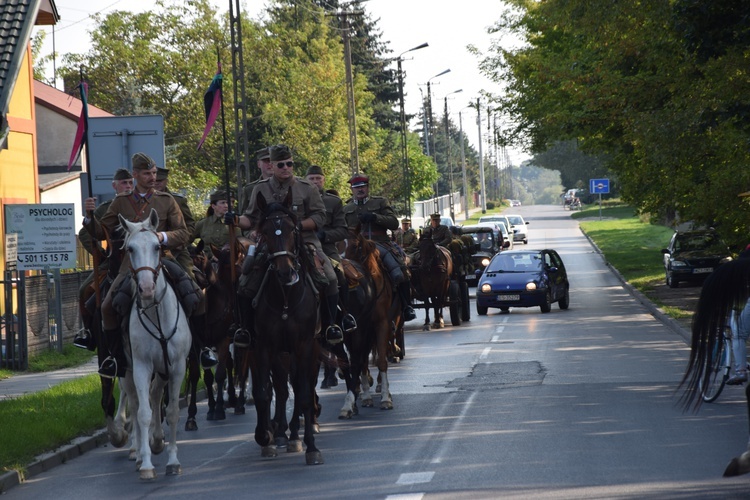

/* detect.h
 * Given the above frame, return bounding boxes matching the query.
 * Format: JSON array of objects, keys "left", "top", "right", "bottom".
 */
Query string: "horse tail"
[{"left": 679, "top": 258, "right": 750, "bottom": 411}]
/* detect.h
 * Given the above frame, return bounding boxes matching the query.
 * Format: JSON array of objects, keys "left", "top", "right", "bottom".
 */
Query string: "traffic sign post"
[{"left": 589, "top": 178, "right": 610, "bottom": 220}]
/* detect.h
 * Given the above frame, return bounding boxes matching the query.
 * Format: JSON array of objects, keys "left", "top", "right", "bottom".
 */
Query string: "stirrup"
[
  {"left": 325, "top": 325, "right": 343, "bottom": 345},
  {"left": 200, "top": 348, "right": 218, "bottom": 369},
  {"left": 342, "top": 314, "right": 357, "bottom": 333},
  {"left": 403, "top": 306, "right": 416, "bottom": 322},
  {"left": 98, "top": 356, "right": 117, "bottom": 379},
  {"left": 233, "top": 328, "right": 251, "bottom": 348},
  {"left": 73, "top": 330, "right": 91, "bottom": 350}
]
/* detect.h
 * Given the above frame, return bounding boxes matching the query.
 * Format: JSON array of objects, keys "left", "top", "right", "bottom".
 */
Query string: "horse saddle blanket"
[{"left": 340, "top": 258, "right": 364, "bottom": 288}]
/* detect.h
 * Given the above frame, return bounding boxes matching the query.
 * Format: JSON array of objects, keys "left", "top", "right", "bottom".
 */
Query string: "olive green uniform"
[
  {"left": 393, "top": 228, "right": 418, "bottom": 254},
  {"left": 425, "top": 224, "right": 452, "bottom": 247},
  {"left": 165, "top": 190, "right": 196, "bottom": 279},
  {"left": 318, "top": 190, "right": 348, "bottom": 260},
  {"left": 193, "top": 214, "right": 241, "bottom": 250},
  {"left": 342, "top": 197, "right": 399, "bottom": 242}
]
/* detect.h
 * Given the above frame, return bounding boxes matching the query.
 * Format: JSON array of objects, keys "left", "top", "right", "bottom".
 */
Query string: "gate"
[{"left": 1, "top": 270, "right": 27, "bottom": 370}]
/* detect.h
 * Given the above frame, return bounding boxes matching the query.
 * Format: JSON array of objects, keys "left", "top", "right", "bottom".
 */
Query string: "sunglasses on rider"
[{"left": 275, "top": 161, "right": 295, "bottom": 169}]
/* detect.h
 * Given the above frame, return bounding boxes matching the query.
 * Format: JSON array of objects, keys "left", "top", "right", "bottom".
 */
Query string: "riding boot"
[
  {"left": 190, "top": 314, "right": 217, "bottom": 369},
  {"left": 338, "top": 282, "right": 357, "bottom": 333},
  {"left": 398, "top": 282, "right": 417, "bottom": 321},
  {"left": 324, "top": 293, "right": 344, "bottom": 344},
  {"left": 99, "top": 328, "right": 126, "bottom": 379},
  {"left": 73, "top": 327, "right": 94, "bottom": 351}
]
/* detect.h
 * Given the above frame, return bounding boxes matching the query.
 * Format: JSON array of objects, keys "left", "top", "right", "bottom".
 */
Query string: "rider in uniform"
[
  {"left": 393, "top": 217, "right": 419, "bottom": 255},
  {"left": 231, "top": 145, "right": 345, "bottom": 346},
  {"left": 83, "top": 152, "right": 193, "bottom": 378},
  {"left": 239, "top": 147, "right": 274, "bottom": 217},
  {"left": 342, "top": 174, "right": 416, "bottom": 321},
  {"left": 424, "top": 213, "right": 452, "bottom": 247},
  {"left": 73, "top": 168, "right": 134, "bottom": 350},
  {"left": 192, "top": 189, "right": 241, "bottom": 251}
]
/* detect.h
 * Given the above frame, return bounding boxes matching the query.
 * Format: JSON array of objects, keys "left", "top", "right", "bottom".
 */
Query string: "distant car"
[
  {"left": 478, "top": 214, "right": 513, "bottom": 234},
  {"left": 505, "top": 214, "right": 529, "bottom": 244},
  {"left": 661, "top": 229, "right": 732, "bottom": 288},
  {"left": 460, "top": 225, "right": 510, "bottom": 286},
  {"left": 475, "top": 221, "right": 513, "bottom": 251},
  {"left": 476, "top": 249, "right": 570, "bottom": 314},
  {"left": 510, "top": 200, "right": 521, "bottom": 207}
]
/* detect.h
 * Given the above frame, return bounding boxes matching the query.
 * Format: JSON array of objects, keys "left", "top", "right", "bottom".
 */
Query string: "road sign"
[
  {"left": 4, "top": 233, "right": 17, "bottom": 270},
  {"left": 590, "top": 178, "right": 610, "bottom": 194},
  {"left": 4, "top": 204, "right": 76, "bottom": 270}
]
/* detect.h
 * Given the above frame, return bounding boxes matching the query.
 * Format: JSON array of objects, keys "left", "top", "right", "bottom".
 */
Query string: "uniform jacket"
[
  {"left": 425, "top": 224, "right": 452, "bottom": 247},
  {"left": 193, "top": 214, "right": 242, "bottom": 249},
  {"left": 342, "top": 196, "right": 398, "bottom": 243},
  {"left": 319, "top": 190, "right": 348, "bottom": 259}
]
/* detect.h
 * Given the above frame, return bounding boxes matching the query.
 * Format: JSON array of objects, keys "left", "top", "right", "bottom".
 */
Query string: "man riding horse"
[{"left": 342, "top": 174, "right": 416, "bottom": 322}]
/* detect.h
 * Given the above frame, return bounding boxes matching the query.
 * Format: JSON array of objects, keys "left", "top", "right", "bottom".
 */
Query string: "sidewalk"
[{"left": 0, "top": 356, "right": 98, "bottom": 401}]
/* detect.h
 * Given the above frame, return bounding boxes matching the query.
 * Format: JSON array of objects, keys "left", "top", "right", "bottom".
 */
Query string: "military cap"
[
  {"left": 430, "top": 213, "right": 441, "bottom": 220},
  {"left": 155, "top": 166, "right": 170, "bottom": 180},
  {"left": 306, "top": 165, "right": 324, "bottom": 176},
  {"left": 113, "top": 168, "right": 132, "bottom": 181},
  {"left": 255, "top": 147, "right": 270, "bottom": 161},
  {"left": 349, "top": 174, "right": 369, "bottom": 187},
  {"left": 401, "top": 218, "right": 411, "bottom": 224},
  {"left": 269, "top": 144, "right": 292, "bottom": 162},
  {"left": 210, "top": 190, "right": 228, "bottom": 203},
  {"left": 132, "top": 152, "right": 157, "bottom": 171}
]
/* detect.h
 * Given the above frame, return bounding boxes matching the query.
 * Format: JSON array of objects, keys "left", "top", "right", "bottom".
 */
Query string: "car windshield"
[
  {"left": 487, "top": 253, "right": 542, "bottom": 273},
  {"left": 675, "top": 233, "right": 726, "bottom": 253},
  {"left": 471, "top": 232, "right": 496, "bottom": 250},
  {"left": 507, "top": 216, "right": 523, "bottom": 225}
]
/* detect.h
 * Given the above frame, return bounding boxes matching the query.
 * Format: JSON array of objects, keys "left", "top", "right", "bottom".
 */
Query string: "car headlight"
[
  {"left": 720, "top": 257, "right": 733, "bottom": 264},
  {"left": 671, "top": 260, "right": 687, "bottom": 268},
  {"left": 525, "top": 282, "right": 537, "bottom": 291},
  {"left": 481, "top": 283, "right": 492, "bottom": 293},
  {"left": 481, "top": 258, "right": 490, "bottom": 267}
]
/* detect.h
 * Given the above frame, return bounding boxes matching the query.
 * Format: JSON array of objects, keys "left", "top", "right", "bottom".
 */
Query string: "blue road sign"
[{"left": 590, "top": 178, "right": 610, "bottom": 194}]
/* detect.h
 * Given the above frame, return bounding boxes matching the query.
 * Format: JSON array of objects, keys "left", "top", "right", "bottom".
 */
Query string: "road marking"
[
  {"left": 494, "top": 325, "right": 505, "bottom": 334},
  {"left": 479, "top": 347, "right": 491, "bottom": 360},
  {"left": 491, "top": 335, "right": 501, "bottom": 342},
  {"left": 431, "top": 391, "right": 477, "bottom": 464},
  {"left": 395, "top": 472, "right": 434, "bottom": 484},
  {"left": 386, "top": 495, "right": 424, "bottom": 500}
]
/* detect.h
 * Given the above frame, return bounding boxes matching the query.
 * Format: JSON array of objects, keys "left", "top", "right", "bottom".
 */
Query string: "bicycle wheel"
[{"left": 700, "top": 338, "right": 730, "bottom": 403}]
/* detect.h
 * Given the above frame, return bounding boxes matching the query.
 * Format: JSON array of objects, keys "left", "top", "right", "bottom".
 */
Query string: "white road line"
[
  {"left": 491, "top": 335, "right": 501, "bottom": 342},
  {"left": 431, "top": 391, "right": 478, "bottom": 464},
  {"left": 395, "top": 472, "right": 434, "bottom": 484},
  {"left": 494, "top": 325, "right": 505, "bottom": 334},
  {"left": 479, "top": 346, "right": 492, "bottom": 360},
  {"left": 386, "top": 494, "right": 425, "bottom": 500}
]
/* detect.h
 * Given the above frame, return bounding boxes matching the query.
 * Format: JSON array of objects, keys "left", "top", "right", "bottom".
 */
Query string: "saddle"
[
  {"left": 340, "top": 258, "right": 364, "bottom": 288},
  {"left": 304, "top": 242, "right": 330, "bottom": 291}
]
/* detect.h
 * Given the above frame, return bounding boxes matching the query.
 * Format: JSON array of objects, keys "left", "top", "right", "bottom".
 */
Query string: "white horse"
[{"left": 118, "top": 209, "right": 192, "bottom": 480}]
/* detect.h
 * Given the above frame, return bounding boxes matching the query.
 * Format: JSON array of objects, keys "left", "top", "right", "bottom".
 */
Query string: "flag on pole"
[
  {"left": 67, "top": 81, "right": 89, "bottom": 171},
  {"left": 197, "top": 65, "right": 223, "bottom": 150}
]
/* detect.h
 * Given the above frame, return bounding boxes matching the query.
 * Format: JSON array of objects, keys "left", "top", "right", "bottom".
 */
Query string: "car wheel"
[
  {"left": 558, "top": 287, "right": 570, "bottom": 310},
  {"left": 540, "top": 291, "right": 552, "bottom": 313},
  {"left": 666, "top": 270, "right": 679, "bottom": 288},
  {"left": 477, "top": 304, "right": 488, "bottom": 316},
  {"left": 523, "top": 239, "right": 528, "bottom": 244}
]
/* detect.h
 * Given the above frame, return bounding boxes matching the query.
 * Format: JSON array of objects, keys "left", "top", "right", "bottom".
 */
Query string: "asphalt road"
[{"left": 4, "top": 205, "right": 749, "bottom": 499}]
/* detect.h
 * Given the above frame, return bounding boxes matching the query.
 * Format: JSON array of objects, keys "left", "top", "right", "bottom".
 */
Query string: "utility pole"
[
  {"left": 329, "top": 7, "right": 364, "bottom": 176},
  {"left": 229, "top": 0, "right": 251, "bottom": 207},
  {"left": 444, "top": 89, "right": 462, "bottom": 223},
  {"left": 459, "top": 110, "right": 469, "bottom": 220},
  {"left": 477, "top": 98, "right": 486, "bottom": 214}
]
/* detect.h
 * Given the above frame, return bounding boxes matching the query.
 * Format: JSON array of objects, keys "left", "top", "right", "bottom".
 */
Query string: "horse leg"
[
  {"left": 204, "top": 366, "right": 217, "bottom": 420},
  {"left": 375, "top": 317, "right": 393, "bottom": 410},
  {"left": 724, "top": 383, "right": 750, "bottom": 477},
  {"left": 130, "top": 363, "right": 157, "bottom": 480},
  {"left": 250, "top": 350, "right": 276, "bottom": 458},
  {"left": 185, "top": 350, "right": 200, "bottom": 431},
  {"left": 272, "top": 355, "right": 290, "bottom": 449},
  {"left": 423, "top": 298, "right": 431, "bottom": 331},
  {"left": 334, "top": 342, "right": 357, "bottom": 419},
  {"left": 294, "top": 347, "right": 323, "bottom": 465},
  {"left": 148, "top": 376, "right": 166, "bottom": 456},
  {"left": 165, "top": 358, "right": 186, "bottom": 476},
  {"left": 234, "top": 346, "right": 250, "bottom": 415}
]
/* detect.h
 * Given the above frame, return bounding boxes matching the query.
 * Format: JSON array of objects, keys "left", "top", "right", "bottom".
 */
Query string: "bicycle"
[{"left": 699, "top": 323, "right": 749, "bottom": 403}]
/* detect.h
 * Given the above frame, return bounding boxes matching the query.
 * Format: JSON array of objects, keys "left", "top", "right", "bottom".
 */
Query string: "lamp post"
[
  {"left": 443, "top": 89, "right": 462, "bottom": 223},
  {"left": 395, "top": 42, "right": 428, "bottom": 218},
  {"left": 458, "top": 106, "right": 472, "bottom": 220},
  {"left": 426, "top": 68, "right": 450, "bottom": 213}
]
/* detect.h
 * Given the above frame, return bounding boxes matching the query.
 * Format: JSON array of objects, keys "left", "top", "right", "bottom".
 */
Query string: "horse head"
[
  {"left": 345, "top": 226, "right": 381, "bottom": 277},
  {"left": 119, "top": 208, "right": 162, "bottom": 304},
  {"left": 257, "top": 189, "right": 300, "bottom": 286},
  {"left": 418, "top": 235, "right": 437, "bottom": 271}
]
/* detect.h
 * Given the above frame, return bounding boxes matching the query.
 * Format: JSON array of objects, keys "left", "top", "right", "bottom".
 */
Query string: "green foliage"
[{"left": 26, "top": 345, "right": 95, "bottom": 373}]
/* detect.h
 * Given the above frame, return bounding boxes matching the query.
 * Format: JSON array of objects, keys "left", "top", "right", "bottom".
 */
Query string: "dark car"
[
  {"left": 460, "top": 225, "right": 510, "bottom": 286},
  {"left": 475, "top": 249, "right": 570, "bottom": 314},
  {"left": 661, "top": 229, "right": 732, "bottom": 288}
]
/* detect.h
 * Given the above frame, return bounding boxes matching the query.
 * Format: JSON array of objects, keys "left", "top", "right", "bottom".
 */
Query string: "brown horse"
[
  {"left": 340, "top": 228, "right": 399, "bottom": 415},
  {"left": 412, "top": 235, "right": 453, "bottom": 330},
  {"left": 248, "top": 189, "right": 322, "bottom": 465}
]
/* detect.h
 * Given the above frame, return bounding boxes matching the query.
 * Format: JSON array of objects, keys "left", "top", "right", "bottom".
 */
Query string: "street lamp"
[
  {"left": 395, "top": 42, "right": 428, "bottom": 218},
  {"left": 425, "top": 68, "right": 450, "bottom": 213},
  {"left": 443, "top": 89, "right": 462, "bottom": 223}
]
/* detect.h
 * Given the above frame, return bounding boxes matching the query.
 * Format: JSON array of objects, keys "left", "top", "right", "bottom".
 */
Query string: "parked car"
[
  {"left": 460, "top": 225, "right": 510, "bottom": 286},
  {"left": 478, "top": 214, "right": 513, "bottom": 234},
  {"left": 661, "top": 229, "right": 732, "bottom": 288},
  {"left": 505, "top": 214, "right": 529, "bottom": 244},
  {"left": 475, "top": 249, "right": 570, "bottom": 314}
]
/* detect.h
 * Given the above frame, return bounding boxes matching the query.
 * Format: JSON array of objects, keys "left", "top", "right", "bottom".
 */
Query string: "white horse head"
[{"left": 119, "top": 209, "right": 161, "bottom": 303}]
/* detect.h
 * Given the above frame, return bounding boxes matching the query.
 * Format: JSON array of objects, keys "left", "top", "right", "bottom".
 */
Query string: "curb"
[
  {"left": 579, "top": 226, "right": 691, "bottom": 344},
  {"left": 0, "top": 387, "right": 207, "bottom": 494}
]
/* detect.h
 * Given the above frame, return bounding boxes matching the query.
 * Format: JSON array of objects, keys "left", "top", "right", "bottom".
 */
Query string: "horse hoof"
[
  {"left": 139, "top": 468, "right": 157, "bottom": 481},
  {"left": 338, "top": 410, "right": 353, "bottom": 419},
  {"left": 185, "top": 418, "right": 198, "bottom": 432},
  {"left": 275, "top": 436, "right": 289, "bottom": 448},
  {"left": 109, "top": 432, "right": 128, "bottom": 449},
  {"left": 129, "top": 449, "right": 137, "bottom": 461},
  {"left": 135, "top": 459, "right": 142, "bottom": 470},
  {"left": 206, "top": 410, "right": 216, "bottom": 421},
  {"left": 362, "top": 398, "right": 373, "bottom": 408},
  {"left": 724, "top": 452, "right": 750, "bottom": 477},
  {"left": 287, "top": 439, "right": 303, "bottom": 453},
  {"left": 261, "top": 445, "right": 278, "bottom": 458},
  {"left": 313, "top": 423, "right": 320, "bottom": 434},
  {"left": 215, "top": 409, "right": 226, "bottom": 420},
  {"left": 422, "top": 325, "right": 430, "bottom": 331},
  {"left": 305, "top": 451, "right": 324, "bottom": 465},
  {"left": 166, "top": 464, "right": 182, "bottom": 476},
  {"left": 234, "top": 405, "right": 245, "bottom": 415},
  {"left": 380, "top": 400, "right": 394, "bottom": 410},
  {"left": 150, "top": 438, "right": 165, "bottom": 455}
]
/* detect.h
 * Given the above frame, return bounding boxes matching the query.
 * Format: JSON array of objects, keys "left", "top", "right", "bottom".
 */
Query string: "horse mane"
[{"left": 345, "top": 233, "right": 383, "bottom": 281}]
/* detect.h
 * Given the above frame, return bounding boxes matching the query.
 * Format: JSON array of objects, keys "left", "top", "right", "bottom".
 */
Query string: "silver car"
[{"left": 505, "top": 214, "right": 529, "bottom": 244}]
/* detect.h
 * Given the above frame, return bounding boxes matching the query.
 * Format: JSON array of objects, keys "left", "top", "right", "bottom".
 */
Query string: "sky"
[{"left": 35, "top": 0, "right": 528, "bottom": 164}]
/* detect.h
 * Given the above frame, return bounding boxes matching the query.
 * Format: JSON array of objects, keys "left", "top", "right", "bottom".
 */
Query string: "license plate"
[
  {"left": 693, "top": 268, "right": 713, "bottom": 273},
  {"left": 497, "top": 294, "right": 520, "bottom": 301}
]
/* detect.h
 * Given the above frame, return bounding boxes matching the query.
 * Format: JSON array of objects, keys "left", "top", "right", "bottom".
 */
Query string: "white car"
[
  {"left": 505, "top": 214, "right": 529, "bottom": 244},
  {"left": 478, "top": 215, "right": 513, "bottom": 235}
]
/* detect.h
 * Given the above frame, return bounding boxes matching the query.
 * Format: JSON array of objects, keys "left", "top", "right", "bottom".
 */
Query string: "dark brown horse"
[
  {"left": 412, "top": 235, "right": 453, "bottom": 331},
  {"left": 339, "top": 228, "right": 399, "bottom": 415},
  {"left": 248, "top": 189, "right": 322, "bottom": 465}
]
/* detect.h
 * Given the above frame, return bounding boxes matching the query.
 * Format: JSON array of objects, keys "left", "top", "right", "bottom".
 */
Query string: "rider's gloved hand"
[
  {"left": 224, "top": 212, "right": 236, "bottom": 225},
  {"left": 316, "top": 230, "right": 326, "bottom": 242},
  {"left": 358, "top": 212, "right": 376, "bottom": 223}
]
